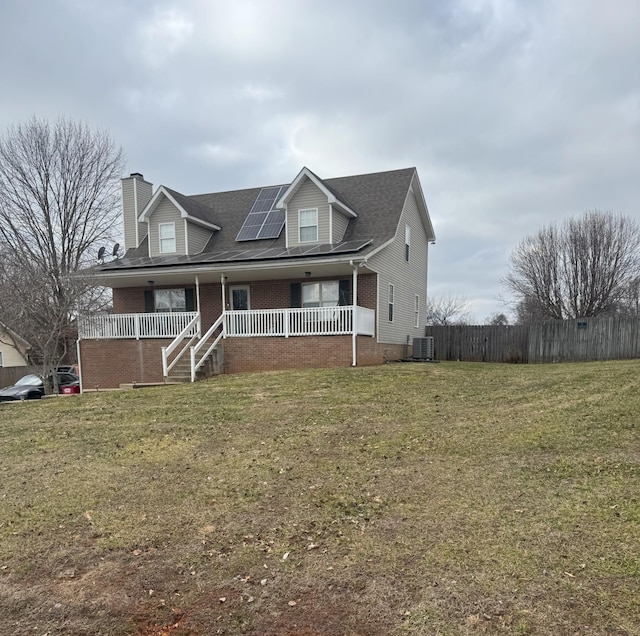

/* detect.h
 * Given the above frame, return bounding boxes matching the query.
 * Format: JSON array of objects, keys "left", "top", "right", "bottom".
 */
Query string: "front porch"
[{"left": 77, "top": 305, "right": 377, "bottom": 389}]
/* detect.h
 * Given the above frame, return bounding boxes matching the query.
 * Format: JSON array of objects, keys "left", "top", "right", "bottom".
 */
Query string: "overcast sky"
[{"left": 1, "top": 0, "right": 638, "bottom": 321}]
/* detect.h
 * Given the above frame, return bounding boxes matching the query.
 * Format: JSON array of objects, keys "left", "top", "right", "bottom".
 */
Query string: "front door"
[{"left": 229, "top": 285, "right": 250, "bottom": 334}]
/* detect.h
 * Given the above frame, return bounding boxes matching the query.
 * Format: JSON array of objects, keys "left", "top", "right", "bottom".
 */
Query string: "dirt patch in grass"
[{"left": 1, "top": 361, "right": 639, "bottom": 634}]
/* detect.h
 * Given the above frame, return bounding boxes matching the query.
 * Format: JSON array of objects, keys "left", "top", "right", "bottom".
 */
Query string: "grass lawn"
[{"left": 0, "top": 360, "right": 638, "bottom": 635}]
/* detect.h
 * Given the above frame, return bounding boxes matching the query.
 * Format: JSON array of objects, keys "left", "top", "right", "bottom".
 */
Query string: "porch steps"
[
  {"left": 165, "top": 337, "right": 223, "bottom": 383},
  {"left": 166, "top": 360, "right": 205, "bottom": 383}
]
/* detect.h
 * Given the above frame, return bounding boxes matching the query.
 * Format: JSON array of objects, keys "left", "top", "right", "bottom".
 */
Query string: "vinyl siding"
[
  {"left": 286, "top": 178, "right": 330, "bottom": 246},
  {"left": 0, "top": 330, "right": 28, "bottom": 367},
  {"left": 148, "top": 197, "right": 186, "bottom": 256},
  {"left": 121, "top": 177, "right": 151, "bottom": 250},
  {"left": 332, "top": 208, "right": 350, "bottom": 243},
  {"left": 187, "top": 222, "right": 212, "bottom": 254},
  {"left": 368, "top": 184, "right": 429, "bottom": 345}
]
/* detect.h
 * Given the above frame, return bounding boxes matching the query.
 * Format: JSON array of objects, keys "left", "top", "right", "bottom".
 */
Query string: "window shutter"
[
  {"left": 338, "top": 279, "right": 351, "bottom": 306},
  {"left": 144, "top": 290, "right": 154, "bottom": 313},
  {"left": 185, "top": 288, "right": 195, "bottom": 312},
  {"left": 290, "top": 282, "right": 302, "bottom": 308}
]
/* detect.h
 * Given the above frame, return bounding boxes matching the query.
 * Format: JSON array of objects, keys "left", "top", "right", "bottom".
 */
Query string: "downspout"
[
  {"left": 351, "top": 260, "right": 358, "bottom": 366},
  {"left": 76, "top": 338, "right": 83, "bottom": 394}
]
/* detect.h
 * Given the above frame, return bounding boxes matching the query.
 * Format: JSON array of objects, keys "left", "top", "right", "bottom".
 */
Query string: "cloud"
[
  {"left": 137, "top": 8, "right": 194, "bottom": 68},
  {"left": 0, "top": 0, "right": 637, "bottom": 320}
]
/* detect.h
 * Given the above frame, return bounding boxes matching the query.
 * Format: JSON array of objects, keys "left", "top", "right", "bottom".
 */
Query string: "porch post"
[
  {"left": 351, "top": 261, "right": 358, "bottom": 366},
  {"left": 221, "top": 274, "right": 227, "bottom": 338},
  {"left": 195, "top": 275, "right": 201, "bottom": 335}
]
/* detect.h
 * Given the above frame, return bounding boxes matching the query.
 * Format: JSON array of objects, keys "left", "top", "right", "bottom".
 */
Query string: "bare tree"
[
  {"left": 426, "top": 295, "right": 471, "bottom": 325},
  {"left": 505, "top": 211, "right": 640, "bottom": 321},
  {"left": 485, "top": 312, "right": 509, "bottom": 326},
  {"left": 513, "top": 296, "right": 554, "bottom": 324},
  {"left": 0, "top": 117, "right": 124, "bottom": 389}
]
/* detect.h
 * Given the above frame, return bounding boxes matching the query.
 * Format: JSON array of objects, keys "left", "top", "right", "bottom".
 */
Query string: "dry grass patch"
[{"left": 0, "top": 361, "right": 638, "bottom": 635}]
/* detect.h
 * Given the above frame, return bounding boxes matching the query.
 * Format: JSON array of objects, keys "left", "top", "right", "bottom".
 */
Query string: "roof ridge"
[{"left": 187, "top": 167, "right": 415, "bottom": 198}]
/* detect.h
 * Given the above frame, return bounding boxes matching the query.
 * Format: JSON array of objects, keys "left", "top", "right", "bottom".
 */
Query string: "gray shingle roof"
[
  {"left": 106, "top": 167, "right": 416, "bottom": 271},
  {"left": 163, "top": 187, "right": 222, "bottom": 228}
]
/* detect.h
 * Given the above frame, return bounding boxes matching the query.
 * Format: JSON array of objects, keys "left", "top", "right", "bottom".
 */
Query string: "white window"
[
  {"left": 302, "top": 281, "right": 339, "bottom": 308},
  {"left": 405, "top": 224, "right": 411, "bottom": 262},
  {"left": 230, "top": 285, "right": 250, "bottom": 311},
  {"left": 299, "top": 208, "right": 318, "bottom": 243},
  {"left": 159, "top": 222, "right": 176, "bottom": 253},
  {"left": 154, "top": 289, "right": 186, "bottom": 313},
  {"left": 388, "top": 284, "right": 394, "bottom": 322},
  {"left": 414, "top": 295, "right": 420, "bottom": 328}
]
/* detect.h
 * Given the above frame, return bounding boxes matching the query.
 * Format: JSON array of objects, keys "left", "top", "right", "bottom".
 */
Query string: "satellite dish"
[
  {"left": 97, "top": 246, "right": 106, "bottom": 261},
  {"left": 112, "top": 243, "right": 120, "bottom": 257}
]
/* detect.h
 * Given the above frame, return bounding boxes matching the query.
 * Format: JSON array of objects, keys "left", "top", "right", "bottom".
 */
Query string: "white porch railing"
[
  {"left": 78, "top": 312, "right": 199, "bottom": 340},
  {"left": 354, "top": 306, "right": 376, "bottom": 336},
  {"left": 78, "top": 307, "right": 375, "bottom": 340},
  {"left": 224, "top": 306, "right": 375, "bottom": 337}
]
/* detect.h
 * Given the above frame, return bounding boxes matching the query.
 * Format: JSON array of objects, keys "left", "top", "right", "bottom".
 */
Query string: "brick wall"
[
  {"left": 355, "top": 337, "right": 408, "bottom": 365},
  {"left": 112, "top": 287, "right": 146, "bottom": 313},
  {"left": 79, "top": 333, "right": 409, "bottom": 387},
  {"left": 354, "top": 272, "right": 377, "bottom": 310},
  {"left": 79, "top": 339, "right": 170, "bottom": 389},
  {"left": 112, "top": 274, "right": 377, "bottom": 329},
  {"left": 199, "top": 283, "right": 223, "bottom": 327},
  {"left": 223, "top": 334, "right": 408, "bottom": 374}
]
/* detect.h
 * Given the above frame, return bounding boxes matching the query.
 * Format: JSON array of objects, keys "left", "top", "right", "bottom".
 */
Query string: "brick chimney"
[{"left": 121, "top": 173, "right": 153, "bottom": 250}]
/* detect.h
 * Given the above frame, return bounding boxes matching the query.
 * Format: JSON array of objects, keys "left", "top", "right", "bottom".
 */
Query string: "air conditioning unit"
[{"left": 413, "top": 336, "right": 434, "bottom": 360}]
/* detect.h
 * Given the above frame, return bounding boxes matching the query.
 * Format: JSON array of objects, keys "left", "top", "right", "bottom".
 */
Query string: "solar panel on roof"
[
  {"left": 257, "top": 209, "right": 286, "bottom": 239},
  {"left": 101, "top": 239, "right": 374, "bottom": 271},
  {"left": 235, "top": 185, "right": 288, "bottom": 241}
]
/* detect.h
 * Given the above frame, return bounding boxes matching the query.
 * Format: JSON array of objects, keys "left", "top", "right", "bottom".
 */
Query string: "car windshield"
[{"left": 14, "top": 374, "right": 42, "bottom": 387}]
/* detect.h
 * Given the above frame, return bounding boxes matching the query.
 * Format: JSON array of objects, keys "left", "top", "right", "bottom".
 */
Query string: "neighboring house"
[
  {"left": 78, "top": 166, "right": 435, "bottom": 389},
  {"left": 0, "top": 323, "right": 30, "bottom": 368}
]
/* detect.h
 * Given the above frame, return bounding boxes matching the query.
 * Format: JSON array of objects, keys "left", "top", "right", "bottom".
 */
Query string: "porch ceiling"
[{"left": 100, "top": 258, "right": 375, "bottom": 288}]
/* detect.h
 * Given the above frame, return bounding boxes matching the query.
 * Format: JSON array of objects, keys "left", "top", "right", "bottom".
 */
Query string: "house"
[
  {"left": 77, "top": 166, "right": 435, "bottom": 389},
  {"left": 0, "top": 322, "right": 30, "bottom": 369}
]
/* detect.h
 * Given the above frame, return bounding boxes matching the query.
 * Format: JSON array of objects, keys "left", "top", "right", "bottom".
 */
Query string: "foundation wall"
[
  {"left": 79, "top": 338, "right": 170, "bottom": 389},
  {"left": 78, "top": 334, "right": 408, "bottom": 388}
]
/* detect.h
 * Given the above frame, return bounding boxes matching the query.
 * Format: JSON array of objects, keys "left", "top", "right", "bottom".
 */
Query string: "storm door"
[{"left": 229, "top": 285, "right": 250, "bottom": 334}]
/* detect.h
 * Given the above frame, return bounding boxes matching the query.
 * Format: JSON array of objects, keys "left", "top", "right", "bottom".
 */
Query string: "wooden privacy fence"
[
  {"left": 426, "top": 325, "right": 529, "bottom": 363},
  {"left": 426, "top": 316, "right": 640, "bottom": 363},
  {"left": 0, "top": 366, "right": 28, "bottom": 387}
]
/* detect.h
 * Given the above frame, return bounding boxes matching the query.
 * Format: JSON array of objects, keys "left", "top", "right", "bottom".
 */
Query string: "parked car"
[
  {"left": 57, "top": 365, "right": 79, "bottom": 375},
  {"left": 0, "top": 372, "right": 79, "bottom": 402}
]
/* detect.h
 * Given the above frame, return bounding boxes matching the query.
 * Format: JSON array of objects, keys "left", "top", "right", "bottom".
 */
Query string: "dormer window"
[
  {"left": 299, "top": 208, "right": 318, "bottom": 243},
  {"left": 159, "top": 222, "right": 176, "bottom": 253}
]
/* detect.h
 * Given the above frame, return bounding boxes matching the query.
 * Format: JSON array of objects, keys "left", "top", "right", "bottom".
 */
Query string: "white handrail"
[
  {"left": 190, "top": 314, "right": 225, "bottom": 382},
  {"left": 161, "top": 313, "right": 201, "bottom": 378}
]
